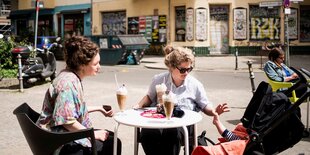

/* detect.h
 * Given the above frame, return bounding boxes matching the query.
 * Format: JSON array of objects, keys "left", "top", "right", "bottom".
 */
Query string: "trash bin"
[{"left": 89, "top": 35, "right": 149, "bottom": 65}]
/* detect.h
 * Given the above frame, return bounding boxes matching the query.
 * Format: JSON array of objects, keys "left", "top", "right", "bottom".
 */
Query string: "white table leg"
[
  {"left": 134, "top": 127, "right": 138, "bottom": 155},
  {"left": 113, "top": 123, "right": 120, "bottom": 155},
  {"left": 182, "top": 126, "right": 189, "bottom": 155},
  {"left": 194, "top": 124, "right": 198, "bottom": 147}
]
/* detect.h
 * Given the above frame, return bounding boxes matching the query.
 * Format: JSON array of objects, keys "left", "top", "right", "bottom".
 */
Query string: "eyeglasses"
[{"left": 176, "top": 66, "right": 193, "bottom": 74}]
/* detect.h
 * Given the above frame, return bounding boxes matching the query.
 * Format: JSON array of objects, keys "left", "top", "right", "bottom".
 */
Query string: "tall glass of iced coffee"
[
  {"left": 116, "top": 84, "right": 127, "bottom": 112},
  {"left": 162, "top": 91, "right": 175, "bottom": 120},
  {"left": 155, "top": 83, "right": 167, "bottom": 105}
]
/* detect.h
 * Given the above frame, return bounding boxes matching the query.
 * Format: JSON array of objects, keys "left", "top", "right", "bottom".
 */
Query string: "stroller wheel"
[{"left": 302, "top": 129, "right": 309, "bottom": 138}]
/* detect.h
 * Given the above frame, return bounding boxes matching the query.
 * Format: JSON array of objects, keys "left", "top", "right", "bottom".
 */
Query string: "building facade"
[
  {"left": 0, "top": 0, "right": 11, "bottom": 35},
  {"left": 9, "top": 0, "right": 310, "bottom": 55}
]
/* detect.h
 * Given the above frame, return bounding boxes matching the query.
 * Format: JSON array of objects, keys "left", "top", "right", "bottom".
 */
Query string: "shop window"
[
  {"left": 300, "top": 5, "right": 310, "bottom": 42},
  {"left": 102, "top": 11, "right": 126, "bottom": 35},
  {"left": 175, "top": 6, "right": 186, "bottom": 42},
  {"left": 249, "top": 5, "right": 280, "bottom": 40},
  {"left": 64, "top": 14, "right": 84, "bottom": 36}
]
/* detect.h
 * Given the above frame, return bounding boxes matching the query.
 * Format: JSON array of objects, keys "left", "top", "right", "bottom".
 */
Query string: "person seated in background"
[{"left": 264, "top": 47, "right": 307, "bottom": 97}]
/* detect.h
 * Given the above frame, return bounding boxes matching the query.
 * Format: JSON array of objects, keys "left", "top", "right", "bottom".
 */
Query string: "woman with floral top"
[{"left": 36, "top": 36, "right": 121, "bottom": 155}]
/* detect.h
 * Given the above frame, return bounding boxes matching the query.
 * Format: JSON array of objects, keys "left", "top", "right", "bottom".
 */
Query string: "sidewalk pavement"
[{"left": 142, "top": 55, "right": 310, "bottom": 73}]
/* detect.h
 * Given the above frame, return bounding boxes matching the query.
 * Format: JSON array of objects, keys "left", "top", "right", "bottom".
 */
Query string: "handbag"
[{"left": 197, "top": 130, "right": 215, "bottom": 146}]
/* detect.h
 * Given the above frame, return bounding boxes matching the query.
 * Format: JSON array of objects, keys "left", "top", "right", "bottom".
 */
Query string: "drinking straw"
[{"left": 114, "top": 74, "right": 119, "bottom": 88}]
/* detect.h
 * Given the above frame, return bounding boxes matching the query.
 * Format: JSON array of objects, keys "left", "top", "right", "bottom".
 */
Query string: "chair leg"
[{"left": 304, "top": 97, "right": 310, "bottom": 137}]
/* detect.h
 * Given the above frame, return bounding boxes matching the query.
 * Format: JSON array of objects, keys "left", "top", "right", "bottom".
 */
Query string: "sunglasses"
[{"left": 176, "top": 66, "right": 193, "bottom": 74}]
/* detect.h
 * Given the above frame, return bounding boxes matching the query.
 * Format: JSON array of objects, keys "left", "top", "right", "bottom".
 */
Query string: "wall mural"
[
  {"left": 195, "top": 8, "right": 207, "bottom": 41},
  {"left": 233, "top": 8, "right": 247, "bottom": 40},
  {"left": 186, "top": 8, "right": 194, "bottom": 41},
  {"left": 249, "top": 5, "right": 280, "bottom": 40}
]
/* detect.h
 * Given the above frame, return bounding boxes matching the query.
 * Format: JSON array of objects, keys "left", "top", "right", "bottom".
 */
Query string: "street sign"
[
  {"left": 259, "top": 1, "right": 283, "bottom": 7},
  {"left": 290, "top": 0, "right": 303, "bottom": 3}
]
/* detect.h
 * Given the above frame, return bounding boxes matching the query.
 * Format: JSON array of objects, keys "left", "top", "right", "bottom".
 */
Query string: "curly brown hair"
[
  {"left": 163, "top": 45, "right": 195, "bottom": 68},
  {"left": 64, "top": 36, "right": 99, "bottom": 71}
]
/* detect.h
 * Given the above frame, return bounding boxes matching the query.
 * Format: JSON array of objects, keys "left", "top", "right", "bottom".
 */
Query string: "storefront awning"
[{"left": 9, "top": 9, "right": 54, "bottom": 19}]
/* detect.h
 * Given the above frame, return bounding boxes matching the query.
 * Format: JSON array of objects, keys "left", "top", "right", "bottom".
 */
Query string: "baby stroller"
[{"left": 193, "top": 68, "right": 310, "bottom": 155}]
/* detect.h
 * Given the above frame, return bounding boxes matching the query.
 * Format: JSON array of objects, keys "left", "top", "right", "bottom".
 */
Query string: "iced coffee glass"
[
  {"left": 155, "top": 83, "right": 167, "bottom": 105},
  {"left": 162, "top": 91, "right": 175, "bottom": 120},
  {"left": 116, "top": 84, "right": 127, "bottom": 112}
]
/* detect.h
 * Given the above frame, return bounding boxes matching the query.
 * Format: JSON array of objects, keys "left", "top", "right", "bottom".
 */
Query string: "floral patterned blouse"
[{"left": 36, "top": 69, "right": 92, "bottom": 147}]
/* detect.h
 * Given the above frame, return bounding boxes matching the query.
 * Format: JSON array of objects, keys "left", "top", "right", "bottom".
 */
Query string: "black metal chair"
[{"left": 13, "top": 103, "right": 97, "bottom": 155}]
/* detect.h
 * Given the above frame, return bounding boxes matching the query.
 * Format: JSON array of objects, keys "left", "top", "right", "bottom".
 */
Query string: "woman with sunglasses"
[{"left": 134, "top": 45, "right": 229, "bottom": 155}]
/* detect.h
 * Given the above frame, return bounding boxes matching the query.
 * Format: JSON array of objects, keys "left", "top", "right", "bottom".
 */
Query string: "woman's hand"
[
  {"left": 215, "top": 103, "right": 230, "bottom": 115},
  {"left": 101, "top": 108, "right": 114, "bottom": 117},
  {"left": 94, "top": 129, "right": 109, "bottom": 141}
]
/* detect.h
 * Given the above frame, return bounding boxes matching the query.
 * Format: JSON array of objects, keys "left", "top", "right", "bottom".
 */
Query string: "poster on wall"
[
  {"left": 145, "top": 16, "right": 153, "bottom": 42},
  {"left": 159, "top": 15, "right": 167, "bottom": 43},
  {"left": 128, "top": 17, "right": 139, "bottom": 34},
  {"left": 186, "top": 8, "right": 194, "bottom": 41},
  {"left": 195, "top": 8, "right": 207, "bottom": 41},
  {"left": 152, "top": 16, "right": 159, "bottom": 42},
  {"left": 139, "top": 16, "right": 146, "bottom": 34},
  {"left": 233, "top": 8, "right": 247, "bottom": 40},
  {"left": 288, "top": 8, "right": 298, "bottom": 40},
  {"left": 300, "top": 6, "right": 310, "bottom": 42}
]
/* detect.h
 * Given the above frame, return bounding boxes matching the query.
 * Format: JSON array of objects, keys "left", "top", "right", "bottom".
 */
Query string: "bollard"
[
  {"left": 17, "top": 54, "right": 24, "bottom": 92},
  {"left": 247, "top": 60, "right": 255, "bottom": 94},
  {"left": 235, "top": 48, "right": 238, "bottom": 70}
]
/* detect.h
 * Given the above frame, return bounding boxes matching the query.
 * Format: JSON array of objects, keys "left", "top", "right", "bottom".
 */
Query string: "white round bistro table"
[{"left": 113, "top": 108, "right": 202, "bottom": 155}]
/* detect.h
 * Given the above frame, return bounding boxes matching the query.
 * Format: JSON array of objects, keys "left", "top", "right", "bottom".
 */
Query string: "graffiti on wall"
[
  {"left": 300, "top": 6, "right": 310, "bottom": 42},
  {"left": 249, "top": 5, "right": 280, "bottom": 40},
  {"left": 250, "top": 18, "right": 280, "bottom": 40},
  {"left": 288, "top": 8, "right": 298, "bottom": 40}
]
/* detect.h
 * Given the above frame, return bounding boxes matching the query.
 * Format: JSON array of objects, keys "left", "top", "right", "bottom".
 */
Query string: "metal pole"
[
  {"left": 34, "top": 0, "right": 40, "bottom": 57},
  {"left": 235, "top": 48, "right": 238, "bottom": 70},
  {"left": 17, "top": 54, "right": 23, "bottom": 92},
  {"left": 285, "top": 13, "right": 290, "bottom": 66},
  {"left": 247, "top": 60, "right": 256, "bottom": 94}
]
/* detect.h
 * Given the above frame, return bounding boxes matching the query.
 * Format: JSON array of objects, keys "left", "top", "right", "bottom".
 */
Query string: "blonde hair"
[{"left": 163, "top": 45, "right": 195, "bottom": 68}]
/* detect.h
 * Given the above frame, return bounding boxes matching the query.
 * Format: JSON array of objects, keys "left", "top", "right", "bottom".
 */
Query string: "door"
[{"left": 209, "top": 5, "right": 229, "bottom": 54}]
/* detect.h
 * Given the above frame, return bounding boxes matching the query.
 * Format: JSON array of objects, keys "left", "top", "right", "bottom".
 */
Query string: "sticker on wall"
[
  {"left": 186, "top": 8, "right": 194, "bottom": 41},
  {"left": 195, "top": 8, "right": 207, "bottom": 41},
  {"left": 233, "top": 7, "right": 247, "bottom": 40}
]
